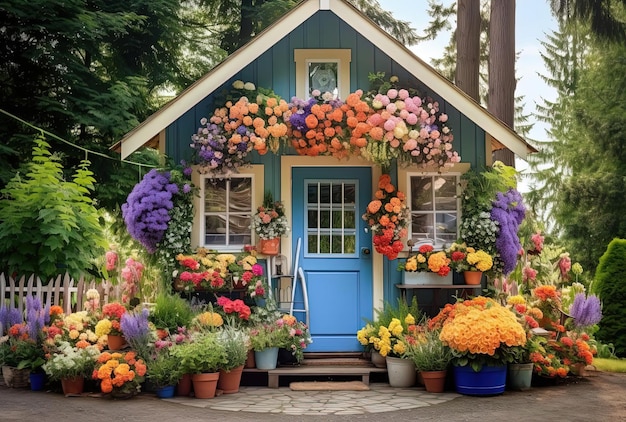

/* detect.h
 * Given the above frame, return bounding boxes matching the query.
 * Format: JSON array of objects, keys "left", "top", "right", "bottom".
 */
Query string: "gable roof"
[{"left": 117, "top": 0, "right": 534, "bottom": 160}]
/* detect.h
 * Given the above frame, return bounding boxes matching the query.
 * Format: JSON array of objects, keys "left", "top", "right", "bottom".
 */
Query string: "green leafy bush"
[
  {"left": 0, "top": 136, "right": 107, "bottom": 279},
  {"left": 592, "top": 238, "right": 626, "bottom": 357}
]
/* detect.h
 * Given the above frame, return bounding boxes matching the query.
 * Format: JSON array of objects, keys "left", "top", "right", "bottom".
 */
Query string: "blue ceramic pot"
[
  {"left": 453, "top": 364, "right": 507, "bottom": 395},
  {"left": 29, "top": 372, "right": 45, "bottom": 391},
  {"left": 254, "top": 347, "right": 279, "bottom": 370},
  {"left": 155, "top": 385, "right": 175, "bottom": 398}
]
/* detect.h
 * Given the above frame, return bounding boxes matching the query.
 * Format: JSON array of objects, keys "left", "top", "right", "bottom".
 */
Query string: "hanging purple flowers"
[
  {"left": 490, "top": 188, "right": 526, "bottom": 275},
  {"left": 122, "top": 169, "right": 178, "bottom": 253}
]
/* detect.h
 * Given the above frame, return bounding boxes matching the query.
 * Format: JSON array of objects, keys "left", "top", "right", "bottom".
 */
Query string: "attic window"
[{"left": 295, "top": 49, "right": 351, "bottom": 100}]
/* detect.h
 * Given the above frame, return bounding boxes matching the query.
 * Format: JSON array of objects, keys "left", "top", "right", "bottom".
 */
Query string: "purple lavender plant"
[
  {"left": 570, "top": 293, "right": 602, "bottom": 327},
  {"left": 25, "top": 295, "right": 48, "bottom": 341},
  {"left": 0, "top": 304, "right": 23, "bottom": 334},
  {"left": 122, "top": 169, "right": 179, "bottom": 253},
  {"left": 490, "top": 188, "right": 526, "bottom": 274},
  {"left": 121, "top": 308, "right": 153, "bottom": 359}
]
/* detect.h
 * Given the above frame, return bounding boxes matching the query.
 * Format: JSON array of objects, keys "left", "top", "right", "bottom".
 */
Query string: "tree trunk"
[
  {"left": 455, "top": 0, "right": 481, "bottom": 101},
  {"left": 488, "top": 0, "right": 516, "bottom": 167}
]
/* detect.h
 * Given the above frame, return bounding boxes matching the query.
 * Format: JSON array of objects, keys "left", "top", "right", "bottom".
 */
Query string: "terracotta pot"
[
  {"left": 217, "top": 365, "right": 244, "bottom": 394},
  {"left": 259, "top": 237, "right": 280, "bottom": 255},
  {"left": 176, "top": 373, "right": 193, "bottom": 396},
  {"left": 421, "top": 370, "right": 447, "bottom": 393},
  {"left": 192, "top": 372, "right": 220, "bottom": 399},
  {"left": 570, "top": 363, "right": 587, "bottom": 377},
  {"left": 107, "top": 334, "right": 126, "bottom": 350},
  {"left": 245, "top": 349, "right": 256, "bottom": 369},
  {"left": 61, "top": 376, "right": 85, "bottom": 395},
  {"left": 463, "top": 271, "right": 483, "bottom": 285}
]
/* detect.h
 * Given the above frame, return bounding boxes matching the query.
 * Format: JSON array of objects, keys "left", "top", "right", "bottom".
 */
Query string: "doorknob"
[{"left": 361, "top": 247, "right": 371, "bottom": 255}]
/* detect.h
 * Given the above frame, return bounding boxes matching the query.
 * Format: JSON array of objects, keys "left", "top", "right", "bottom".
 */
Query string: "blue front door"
[{"left": 292, "top": 167, "right": 373, "bottom": 352}]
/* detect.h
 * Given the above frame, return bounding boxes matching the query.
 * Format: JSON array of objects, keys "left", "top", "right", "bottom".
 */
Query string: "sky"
[{"left": 377, "top": 0, "right": 558, "bottom": 150}]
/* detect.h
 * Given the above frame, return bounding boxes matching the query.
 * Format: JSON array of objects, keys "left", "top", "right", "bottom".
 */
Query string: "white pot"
[{"left": 403, "top": 271, "right": 453, "bottom": 285}]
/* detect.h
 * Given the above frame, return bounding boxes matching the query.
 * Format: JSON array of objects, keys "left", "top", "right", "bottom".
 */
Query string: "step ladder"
[{"left": 270, "top": 238, "right": 309, "bottom": 326}]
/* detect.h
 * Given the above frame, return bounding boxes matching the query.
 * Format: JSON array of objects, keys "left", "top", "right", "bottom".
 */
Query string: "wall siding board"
[{"left": 163, "top": 10, "right": 486, "bottom": 173}]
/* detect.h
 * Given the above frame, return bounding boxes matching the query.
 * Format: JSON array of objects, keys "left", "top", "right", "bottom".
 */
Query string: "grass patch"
[{"left": 592, "top": 358, "right": 626, "bottom": 373}]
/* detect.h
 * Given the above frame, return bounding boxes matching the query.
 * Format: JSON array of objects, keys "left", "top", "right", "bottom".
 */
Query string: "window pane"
[
  {"left": 411, "top": 214, "right": 434, "bottom": 240},
  {"left": 343, "top": 184, "right": 356, "bottom": 204},
  {"left": 434, "top": 176, "right": 457, "bottom": 211},
  {"left": 205, "top": 215, "right": 226, "bottom": 245},
  {"left": 436, "top": 212, "right": 457, "bottom": 244},
  {"left": 307, "top": 184, "right": 318, "bottom": 203},
  {"left": 229, "top": 178, "right": 252, "bottom": 212},
  {"left": 309, "top": 62, "right": 338, "bottom": 95},
  {"left": 319, "top": 183, "right": 330, "bottom": 204},
  {"left": 205, "top": 180, "right": 226, "bottom": 212},
  {"left": 344, "top": 235, "right": 356, "bottom": 254},
  {"left": 410, "top": 176, "right": 433, "bottom": 211}
]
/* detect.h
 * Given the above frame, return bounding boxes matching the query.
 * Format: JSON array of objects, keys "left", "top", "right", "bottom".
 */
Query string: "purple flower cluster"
[
  {"left": 120, "top": 308, "right": 153, "bottom": 358},
  {"left": 289, "top": 97, "right": 317, "bottom": 131},
  {"left": 490, "top": 188, "right": 526, "bottom": 274},
  {"left": 122, "top": 169, "right": 178, "bottom": 253},
  {"left": 570, "top": 293, "right": 602, "bottom": 327},
  {"left": 25, "top": 295, "right": 49, "bottom": 341},
  {"left": 191, "top": 117, "right": 250, "bottom": 174},
  {"left": 0, "top": 304, "right": 22, "bottom": 333}
]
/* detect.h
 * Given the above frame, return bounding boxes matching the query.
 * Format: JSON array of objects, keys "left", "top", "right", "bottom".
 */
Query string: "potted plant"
[
  {"left": 42, "top": 341, "right": 101, "bottom": 395},
  {"left": 363, "top": 298, "right": 422, "bottom": 387},
  {"left": 170, "top": 332, "right": 227, "bottom": 398},
  {"left": 149, "top": 293, "right": 194, "bottom": 335},
  {"left": 92, "top": 350, "right": 147, "bottom": 398},
  {"left": 432, "top": 296, "right": 527, "bottom": 395},
  {"left": 277, "top": 314, "right": 312, "bottom": 365},
  {"left": 216, "top": 328, "right": 248, "bottom": 394},
  {"left": 448, "top": 242, "right": 494, "bottom": 285},
  {"left": 398, "top": 242, "right": 452, "bottom": 285},
  {"left": 405, "top": 327, "right": 452, "bottom": 393},
  {"left": 250, "top": 192, "right": 289, "bottom": 255},
  {"left": 249, "top": 318, "right": 291, "bottom": 370},
  {"left": 146, "top": 348, "right": 183, "bottom": 398},
  {"left": 96, "top": 302, "right": 127, "bottom": 350}
]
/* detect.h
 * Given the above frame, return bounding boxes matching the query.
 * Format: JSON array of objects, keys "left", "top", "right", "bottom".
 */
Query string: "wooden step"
[{"left": 266, "top": 365, "right": 386, "bottom": 388}]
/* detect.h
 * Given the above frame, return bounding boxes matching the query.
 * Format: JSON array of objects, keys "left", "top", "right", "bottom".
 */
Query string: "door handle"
[{"left": 361, "top": 247, "right": 371, "bottom": 255}]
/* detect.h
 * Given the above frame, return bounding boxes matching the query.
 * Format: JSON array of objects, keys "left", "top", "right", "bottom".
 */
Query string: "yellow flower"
[
  {"left": 507, "top": 295, "right": 526, "bottom": 306},
  {"left": 388, "top": 318, "right": 403, "bottom": 337},
  {"left": 404, "top": 314, "right": 415, "bottom": 325},
  {"left": 393, "top": 341, "right": 406, "bottom": 356},
  {"left": 467, "top": 250, "right": 493, "bottom": 272},
  {"left": 95, "top": 319, "right": 112, "bottom": 337},
  {"left": 404, "top": 257, "right": 417, "bottom": 271}
]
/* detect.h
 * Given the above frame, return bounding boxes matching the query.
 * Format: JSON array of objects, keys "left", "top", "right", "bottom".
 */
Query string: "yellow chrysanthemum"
[
  {"left": 404, "top": 314, "right": 415, "bottom": 325},
  {"left": 507, "top": 295, "right": 526, "bottom": 305},
  {"left": 95, "top": 319, "right": 112, "bottom": 337}
]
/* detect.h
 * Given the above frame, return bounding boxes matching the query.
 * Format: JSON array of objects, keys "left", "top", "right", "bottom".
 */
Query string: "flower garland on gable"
[{"left": 191, "top": 74, "right": 461, "bottom": 174}]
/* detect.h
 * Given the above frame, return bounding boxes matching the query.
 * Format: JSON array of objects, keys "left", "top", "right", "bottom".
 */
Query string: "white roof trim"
[{"left": 119, "top": 0, "right": 530, "bottom": 160}]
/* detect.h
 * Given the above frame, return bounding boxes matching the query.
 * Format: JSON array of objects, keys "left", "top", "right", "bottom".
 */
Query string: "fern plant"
[{"left": 0, "top": 135, "right": 107, "bottom": 279}]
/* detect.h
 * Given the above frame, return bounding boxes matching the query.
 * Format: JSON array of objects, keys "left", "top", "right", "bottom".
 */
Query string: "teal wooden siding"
[{"left": 166, "top": 10, "right": 487, "bottom": 169}]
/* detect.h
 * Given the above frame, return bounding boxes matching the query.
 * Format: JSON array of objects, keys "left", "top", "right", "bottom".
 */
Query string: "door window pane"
[{"left": 305, "top": 180, "right": 357, "bottom": 255}]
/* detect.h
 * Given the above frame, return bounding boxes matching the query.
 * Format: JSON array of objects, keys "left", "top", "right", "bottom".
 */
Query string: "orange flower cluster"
[
  {"left": 439, "top": 298, "right": 527, "bottom": 356},
  {"left": 552, "top": 331, "right": 596, "bottom": 366},
  {"left": 532, "top": 285, "right": 560, "bottom": 302},
  {"left": 93, "top": 351, "right": 147, "bottom": 395},
  {"left": 362, "top": 174, "right": 408, "bottom": 260},
  {"left": 289, "top": 90, "right": 371, "bottom": 158},
  {"left": 217, "top": 95, "right": 290, "bottom": 155}
]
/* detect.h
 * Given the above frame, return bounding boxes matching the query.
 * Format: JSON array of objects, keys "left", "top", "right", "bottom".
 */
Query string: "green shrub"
[
  {"left": 149, "top": 293, "right": 194, "bottom": 332},
  {"left": 592, "top": 238, "right": 626, "bottom": 357}
]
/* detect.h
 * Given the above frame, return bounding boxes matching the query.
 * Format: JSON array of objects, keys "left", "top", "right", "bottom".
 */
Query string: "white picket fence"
[{"left": 0, "top": 272, "right": 120, "bottom": 316}]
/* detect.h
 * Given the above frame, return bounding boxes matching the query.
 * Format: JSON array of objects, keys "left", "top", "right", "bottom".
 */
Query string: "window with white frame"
[
  {"left": 201, "top": 175, "right": 256, "bottom": 250},
  {"left": 294, "top": 49, "right": 351, "bottom": 100},
  {"left": 407, "top": 174, "right": 461, "bottom": 248}
]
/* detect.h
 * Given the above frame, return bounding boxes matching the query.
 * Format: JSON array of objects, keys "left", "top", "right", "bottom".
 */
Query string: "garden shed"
[{"left": 117, "top": 0, "right": 533, "bottom": 353}]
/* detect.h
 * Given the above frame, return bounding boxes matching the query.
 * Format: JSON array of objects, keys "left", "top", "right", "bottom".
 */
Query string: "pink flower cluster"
[
  {"left": 365, "top": 89, "right": 460, "bottom": 168},
  {"left": 216, "top": 296, "right": 251, "bottom": 320},
  {"left": 121, "top": 257, "right": 143, "bottom": 304}
]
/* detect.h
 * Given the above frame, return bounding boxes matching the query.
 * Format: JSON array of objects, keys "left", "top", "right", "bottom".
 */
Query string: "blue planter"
[
  {"left": 155, "top": 385, "right": 175, "bottom": 398},
  {"left": 453, "top": 364, "right": 507, "bottom": 396},
  {"left": 254, "top": 347, "right": 279, "bottom": 370},
  {"left": 29, "top": 372, "right": 45, "bottom": 391}
]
